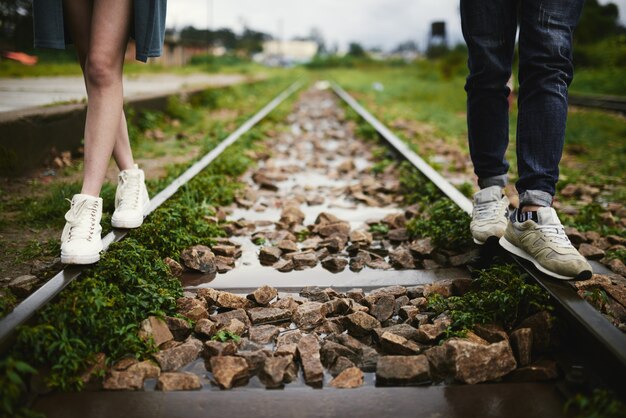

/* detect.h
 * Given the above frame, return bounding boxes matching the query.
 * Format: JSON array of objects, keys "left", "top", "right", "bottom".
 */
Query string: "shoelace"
[
  {"left": 65, "top": 199, "right": 99, "bottom": 242},
  {"left": 473, "top": 200, "right": 504, "bottom": 220},
  {"left": 537, "top": 224, "right": 573, "bottom": 248},
  {"left": 117, "top": 172, "right": 141, "bottom": 211}
]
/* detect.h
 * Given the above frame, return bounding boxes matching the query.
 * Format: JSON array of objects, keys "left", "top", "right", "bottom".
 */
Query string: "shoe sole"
[
  {"left": 111, "top": 200, "right": 150, "bottom": 229},
  {"left": 499, "top": 237, "right": 592, "bottom": 281},
  {"left": 61, "top": 252, "right": 100, "bottom": 265}
]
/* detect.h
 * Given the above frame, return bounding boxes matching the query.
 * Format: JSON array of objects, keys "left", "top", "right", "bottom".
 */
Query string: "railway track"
[
  {"left": 569, "top": 93, "right": 626, "bottom": 114},
  {"left": 1, "top": 80, "right": 624, "bottom": 417}
]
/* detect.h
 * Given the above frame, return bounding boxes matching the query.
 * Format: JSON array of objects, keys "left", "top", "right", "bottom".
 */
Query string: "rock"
[
  {"left": 176, "top": 297, "right": 209, "bottom": 321},
  {"left": 449, "top": 250, "right": 479, "bottom": 267},
  {"left": 376, "top": 355, "right": 430, "bottom": 386},
  {"left": 215, "top": 256, "right": 235, "bottom": 273},
  {"left": 406, "top": 286, "right": 425, "bottom": 299},
  {"left": 271, "top": 296, "right": 300, "bottom": 313},
  {"left": 297, "top": 334, "right": 324, "bottom": 388},
  {"left": 505, "top": 359, "right": 559, "bottom": 382},
  {"left": 293, "top": 302, "right": 327, "bottom": 329},
  {"left": 327, "top": 334, "right": 378, "bottom": 372},
  {"left": 446, "top": 339, "right": 517, "bottom": 384},
  {"left": 212, "top": 245, "right": 241, "bottom": 258},
  {"left": 389, "top": 247, "right": 415, "bottom": 269},
  {"left": 373, "top": 324, "right": 420, "bottom": 343},
  {"left": 350, "top": 230, "right": 373, "bottom": 245},
  {"left": 366, "top": 258, "right": 392, "bottom": 270},
  {"left": 405, "top": 204, "right": 420, "bottom": 219},
  {"left": 345, "top": 311, "right": 381, "bottom": 337},
  {"left": 275, "top": 343, "right": 298, "bottom": 357},
  {"left": 194, "top": 318, "right": 217, "bottom": 338},
  {"left": 517, "top": 311, "right": 552, "bottom": 353},
  {"left": 103, "top": 370, "right": 145, "bottom": 391},
  {"left": 330, "top": 367, "right": 363, "bottom": 389},
  {"left": 346, "top": 288, "right": 365, "bottom": 303},
  {"left": 80, "top": 353, "right": 107, "bottom": 384},
  {"left": 215, "top": 291, "right": 250, "bottom": 310},
  {"left": 181, "top": 245, "right": 216, "bottom": 273},
  {"left": 394, "top": 296, "right": 411, "bottom": 315},
  {"left": 473, "top": 323, "right": 508, "bottom": 343},
  {"left": 247, "top": 307, "right": 291, "bottom": 325},
  {"left": 409, "top": 297, "right": 428, "bottom": 310},
  {"left": 276, "top": 329, "right": 303, "bottom": 347},
  {"left": 350, "top": 251, "right": 371, "bottom": 272},
  {"left": 367, "top": 295, "right": 395, "bottom": 322},
  {"left": 210, "top": 309, "right": 251, "bottom": 330},
  {"left": 163, "top": 257, "right": 184, "bottom": 277},
  {"left": 300, "top": 286, "right": 333, "bottom": 302},
  {"left": 564, "top": 227, "right": 586, "bottom": 246},
  {"left": 371, "top": 285, "right": 408, "bottom": 298},
  {"left": 154, "top": 337, "right": 203, "bottom": 371},
  {"left": 414, "top": 318, "right": 450, "bottom": 344},
  {"left": 260, "top": 355, "right": 293, "bottom": 388},
  {"left": 127, "top": 360, "right": 160, "bottom": 379},
  {"left": 138, "top": 316, "right": 174, "bottom": 347},
  {"left": 292, "top": 252, "right": 318, "bottom": 269},
  {"left": 210, "top": 356, "right": 249, "bottom": 389},
  {"left": 578, "top": 243, "right": 605, "bottom": 260},
  {"left": 318, "top": 236, "right": 347, "bottom": 253},
  {"left": 321, "top": 256, "right": 348, "bottom": 272},
  {"left": 321, "top": 341, "right": 360, "bottom": 368},
  {"left": 315, "top": 212, "right": 341, "bottom": 225},
  {"left": 323, "top": 298, "right": 351, "bottom": 316},
  {"left": 280, "top": 206, "right": 305, "bottom": 225},
  {"left": 409, "top": 238, "right": 435, "bottom": 258},
  {"left": 235, "top": 350, "right": 268, "bottom": 373},
  {"left": 380, "top": 332, "right": 423, "bottom": 355},
  {"left": 509, "top": 328, "right": 533, "bottom": 367},
  {"left": 8, "top": 275, "right": 39, "bottom": 297},
  {"left": 388, "top": 228, "right": 409, "bottom": 242},
  {"left": 204, "top": 340, "right": 238, "bottom": 357},
  {"left": 317, "top": 222, "right": 351, "bottom": 238},
  {"left": 249, "top": 325, "right": 280, "bottom": 344},
  {"left": 259, "top": 247, "right": 282, "bottom": 265},
  {"left": 274, "top": 259, "right": 294, "bottom": 272},
  {"left": 223, "top": 318, "right": 247, "bottom": 336},
  {"left": 424, "top": 345, "right": 451, "bottom": 381},
  {"left": 607, "top": 259, "right": 626, "bottom": 276},
  {"left": 156, "top": 372, "right": 202, "bottom": 391},
  {"left": 423, "top": 281, "right": 453, "bottom": 298},
  {"left": 277, "top": 240, "right": 298, "bottom": 253}
]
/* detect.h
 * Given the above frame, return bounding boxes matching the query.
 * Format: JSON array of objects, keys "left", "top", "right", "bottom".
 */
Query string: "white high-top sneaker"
[
  {"left": 470, "top": 185, "right": 509, "bottom": 245},
  {"left": 61, "top": 194, "right": 103, "bottom": 264},
  {"left": 111, "top": 164, "right": 150, "bottom": 229}
]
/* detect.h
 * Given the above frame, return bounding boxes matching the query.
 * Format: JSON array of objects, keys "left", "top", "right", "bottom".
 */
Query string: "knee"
[{"left": 85, "top": 54, "right": 120, "bottom": 89}]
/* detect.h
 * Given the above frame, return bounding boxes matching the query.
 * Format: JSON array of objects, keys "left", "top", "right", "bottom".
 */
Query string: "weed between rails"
[
  {"left": 427, "top": 264, "right": 552, "bottom": 338},
  {"left": 0, "top": 77, "right": 298, "bottom": 416}
]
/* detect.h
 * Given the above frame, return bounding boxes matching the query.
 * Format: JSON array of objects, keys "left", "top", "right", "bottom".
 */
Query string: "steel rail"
[
  {"left": 0, "top": 79, "right": 303, "bottom": 353},
  {"left": 330, "top": 81, "right": 626, "bottom": 397},
  {"left": 569, "top": 93, "right": 626, "bottom": 114}
]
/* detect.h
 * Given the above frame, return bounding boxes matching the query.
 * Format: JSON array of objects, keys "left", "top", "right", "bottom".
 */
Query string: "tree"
[
  {"left": 347, "top": 42, "right": 365, "bottom": 57},
  {"left": 0, "top": 0, "right": 33, "bottom": 50},
  {"left": 576, "top": 0, "right": 621, "bottom": 44}
]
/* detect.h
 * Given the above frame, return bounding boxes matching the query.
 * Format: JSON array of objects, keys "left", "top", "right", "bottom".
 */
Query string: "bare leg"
[{"left": 63, "top": 0, "right": 133, "bottom": 196}]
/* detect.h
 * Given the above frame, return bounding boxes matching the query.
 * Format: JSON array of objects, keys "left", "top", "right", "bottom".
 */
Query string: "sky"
[{"left": 167, "top": 0, "right": 626, "bottom": 51}]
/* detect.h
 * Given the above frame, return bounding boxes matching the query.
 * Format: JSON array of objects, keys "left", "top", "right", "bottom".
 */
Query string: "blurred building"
[{"left": 255, "top": 40, "right": 318, "bottom": 66}]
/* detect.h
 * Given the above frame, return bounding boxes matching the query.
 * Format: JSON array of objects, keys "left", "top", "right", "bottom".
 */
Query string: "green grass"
[{"left": 427, "top": 264, "right": 552, "bottom": 335}]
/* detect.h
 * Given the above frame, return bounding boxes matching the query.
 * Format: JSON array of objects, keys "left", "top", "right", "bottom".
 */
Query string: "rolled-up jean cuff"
[
  {"left": 519, "top": 190, "right": 553, "bottom": 208},
  {"left": 478, "top": 174, "right": 508, "bottom": 189}
]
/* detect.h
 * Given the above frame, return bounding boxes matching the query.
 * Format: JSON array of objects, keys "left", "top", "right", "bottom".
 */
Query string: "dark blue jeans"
[{"left": 461, "top": 0, "right": 583, "bottom": 207}]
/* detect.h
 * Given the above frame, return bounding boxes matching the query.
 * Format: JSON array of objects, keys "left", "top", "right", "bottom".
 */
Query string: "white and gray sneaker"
[
  {"left": 499, "top": 207, "right": 592, "bottom": 280},
  {"left": 61, "top": 194, "right": 103, "bottom": 264},
  {"left": 111, "top": 164, "right": 150, "bottom": 229},
  {"left": 470, "top": 185, "right": 509, "bottom": 245}
]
